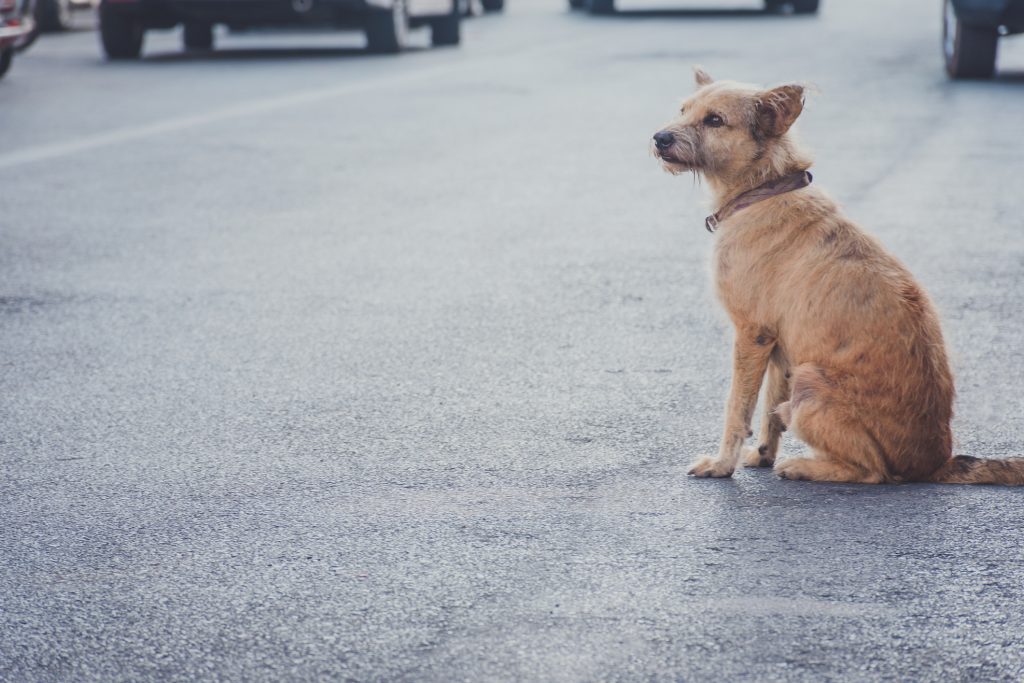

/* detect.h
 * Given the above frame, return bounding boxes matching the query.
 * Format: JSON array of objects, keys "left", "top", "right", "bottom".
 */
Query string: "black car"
[
  {"left": 98, "top": 0, "right": 461, "bottom": 58},
  {"left": 944, "top": 0, "right": 1024, "bottom": 78}
]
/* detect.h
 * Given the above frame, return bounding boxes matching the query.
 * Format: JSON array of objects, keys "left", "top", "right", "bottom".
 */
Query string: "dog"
[{"left": 652, "top": 69, "right": 1024, "bottom": 485}]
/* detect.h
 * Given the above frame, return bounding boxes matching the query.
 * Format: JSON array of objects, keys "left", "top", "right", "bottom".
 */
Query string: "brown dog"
[{"left": 653, "top": 69, "right": 1024, "bottom": 485}]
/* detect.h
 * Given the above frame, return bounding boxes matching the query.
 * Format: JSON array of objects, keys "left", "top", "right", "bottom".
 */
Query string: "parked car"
[
  {"left": 35, "top": 0, "right": 96, "bottom": 32},
  {"left": 943, "top": 0, "right": 1024, "bottom": 78},
  {"left": 98, "top": 0, "right": 461, "bottom": 58},
  {"left": 570, "top": 0, "right": 817, "bottom": 16},
  {"left": 0, "top": 0, "right": 36, "bottom": 79}
]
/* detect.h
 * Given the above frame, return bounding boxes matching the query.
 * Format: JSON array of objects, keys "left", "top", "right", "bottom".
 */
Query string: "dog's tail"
[{"left": 929, "top": 455, "right": 1024, "bottom": 485}]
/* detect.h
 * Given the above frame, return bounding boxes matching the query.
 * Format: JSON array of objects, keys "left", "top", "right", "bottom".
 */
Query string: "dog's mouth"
[{"left": 657, "top": 150, "right": 695, "bottom": 170}]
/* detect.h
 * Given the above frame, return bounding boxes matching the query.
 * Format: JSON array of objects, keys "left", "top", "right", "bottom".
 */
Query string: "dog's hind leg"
[
  {"left": 775, "top": 452, "right": 885, "bottom": 483},
  {"left": 742, "top": 358, "right": 790, "bottom": 468},
  {"left": 772, "top": 363, "right": 891, "bottom": 484}
]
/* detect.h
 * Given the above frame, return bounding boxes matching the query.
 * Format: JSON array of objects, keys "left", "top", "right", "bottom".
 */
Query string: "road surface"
[{"left": 2, "top": 0, "right": 1024, "bottom": 680}]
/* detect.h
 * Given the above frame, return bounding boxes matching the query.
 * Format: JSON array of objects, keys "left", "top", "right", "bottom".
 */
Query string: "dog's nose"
[{"left": 653, "top": 131, "right": 675, "bottom": 149}]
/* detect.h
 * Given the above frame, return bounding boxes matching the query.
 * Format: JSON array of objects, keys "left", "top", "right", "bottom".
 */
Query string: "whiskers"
[{"left": 652, "top": 138, "right": 701, "bottom": 178}]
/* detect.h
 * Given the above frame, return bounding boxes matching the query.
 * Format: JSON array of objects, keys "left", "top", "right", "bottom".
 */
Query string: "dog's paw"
[
  {"left": 741, "top": 444, "right": 776, "bottom": 468},
  {"left": 774, "top": 458, "right": 810, "bottom": 481},
  {"left": 688, "top": 456, "right": 735, "bottom": 479}
]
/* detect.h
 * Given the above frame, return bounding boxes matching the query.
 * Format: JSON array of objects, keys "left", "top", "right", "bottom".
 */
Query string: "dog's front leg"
[
  {"left": 689, "top": 327, "right": 775, "bottom": 478},
  {"left": 742, "top": 360, "right": 790, "bottom": 468}
]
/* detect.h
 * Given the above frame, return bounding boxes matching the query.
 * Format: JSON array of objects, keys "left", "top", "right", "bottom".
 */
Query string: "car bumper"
[{"left": 0, "top": 17, "right": 34, "bottom": 48}]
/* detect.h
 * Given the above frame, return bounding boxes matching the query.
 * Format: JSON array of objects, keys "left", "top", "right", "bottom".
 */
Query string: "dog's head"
[{"left": 652, "top": 69, "right": 805, "bottom": 179}]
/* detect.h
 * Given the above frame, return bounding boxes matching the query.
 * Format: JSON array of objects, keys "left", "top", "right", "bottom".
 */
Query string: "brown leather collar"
[{"left": 705, "top": 170, "right": 813, "bottom": 233}]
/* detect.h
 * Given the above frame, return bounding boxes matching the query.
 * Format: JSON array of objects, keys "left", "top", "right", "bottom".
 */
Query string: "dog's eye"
[{"left": 703, "top": 113, "right": 725, "bottom": 128}]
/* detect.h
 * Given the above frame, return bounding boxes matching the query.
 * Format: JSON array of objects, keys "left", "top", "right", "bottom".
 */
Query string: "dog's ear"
[
  {"left": 693, "top": 67, "right": 714, "bottom": 88},
  {"left": 755, "top": 84, "right": 804, "bottom": 137}
]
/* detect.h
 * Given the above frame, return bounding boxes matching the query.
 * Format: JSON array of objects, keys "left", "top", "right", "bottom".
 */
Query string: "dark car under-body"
[
  {"left": 101, "top": 0, "right": 447, "bottom": 31},
  {"left": 98, "top": 0, "right": 460, "bottom": 58},
  {"left": 951, "top": 0, "right": 1024, "bottom": 32}
]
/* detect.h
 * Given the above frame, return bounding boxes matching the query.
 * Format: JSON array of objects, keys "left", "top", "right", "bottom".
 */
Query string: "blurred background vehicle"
[
  {"left": 569, "top": 0, "right": 818, "bottom": 16},
  {"left": 35, "top": 0, "right": 95, "bottom": 32},
  {"left": 944, "top": 0, "right": 1024, "bottom": 78},
  {"left": 461, "top": 0, "right": 503, "bottom": 17},
  {"left": 98, "top": 0, "right": 462, "bottom": 58},
  {"left": 0, "top": 0, "right": 36, "bottom": 79}
]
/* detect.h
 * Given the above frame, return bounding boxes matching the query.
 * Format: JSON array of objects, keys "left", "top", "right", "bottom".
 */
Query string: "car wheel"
[
  {"left": 184, "top": 22, "right": 214, "bottom": 50},
  {"left": 481, "top": 0, "right": 503, "bottom": 11},
  {"left": 0, "top": 47, "right": 13, "bottom": 80},
  {"left": 587, "top": 0, "right": 613, "bottom": 14},
  {"left": 568, "top": 0, "right": 585, "bottom": 8},
  {"left": 366, "top": 0, "right": 407, "bottom": 54},
  {"left": 100, "top": 6, "right": 144, "bottom": 59},
  {"left": 943, "top": 0, "right": 997, "bottom": 79},
  {"left": 431, "top": 1, "right": 461, "bottom": 46},
  {"left": 37, "top": 0, "right": 72, "bottom": 32}
]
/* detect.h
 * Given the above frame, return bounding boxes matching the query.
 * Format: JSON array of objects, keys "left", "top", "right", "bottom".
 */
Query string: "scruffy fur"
[{"left": 653, "top": 69, "right": 1024, "bottom": 485}]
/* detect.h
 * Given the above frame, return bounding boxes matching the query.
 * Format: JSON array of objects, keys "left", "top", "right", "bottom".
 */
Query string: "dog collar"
[{"left": 705, "top": 170, "right": 813, "bottom": 233}]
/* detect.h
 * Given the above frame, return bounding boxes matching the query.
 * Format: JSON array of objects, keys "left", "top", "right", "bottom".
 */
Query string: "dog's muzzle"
[
  {"left": 653, "top": 130, "right": 688, "bottom": 166},
  {"left": 653, "top": 130, "right": 675, "bottom": 150}
]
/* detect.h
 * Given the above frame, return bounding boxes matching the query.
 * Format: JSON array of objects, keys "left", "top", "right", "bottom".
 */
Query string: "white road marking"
[
  {"left": 0, "top": 62, "right": 462, "bottom": 170},
  {"left": 0, "top": 35, "right": 592, "bottom": 170}
]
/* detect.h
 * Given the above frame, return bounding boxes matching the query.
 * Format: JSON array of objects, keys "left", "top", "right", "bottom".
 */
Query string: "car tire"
[
  {"left": 0, "top": 47, "right": 13, "bottom": 80},
  {"left": 37, "top": 0, "right": 72, "bottom": 32},
  {"left": 587, "top": 0, "right": 613, "bottom": 14},
  {"left": 100, "top": 5, "right": 144, "bottom": 59},
  {"left": 431, "top": 2, "right": 461, "bottom": 46},
  {"left": 481, "top": 0, "right": 503, "bottom": 11},
  {"left": 366, "top": 0, "right": 407, "bottom": 54},
  {"left": 184, "top": 22, "right": 214, "bottom": 50},
  {"left": 943, "top": 0, "right": 997, "bottom": 79},
  {"left": 568, "top": 0, "right": 585, "bottom": 8}
]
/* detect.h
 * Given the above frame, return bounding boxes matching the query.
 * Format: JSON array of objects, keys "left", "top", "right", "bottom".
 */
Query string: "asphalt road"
[{"left": 3, "top": 1, "right": 1024, "bottom": 680}]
